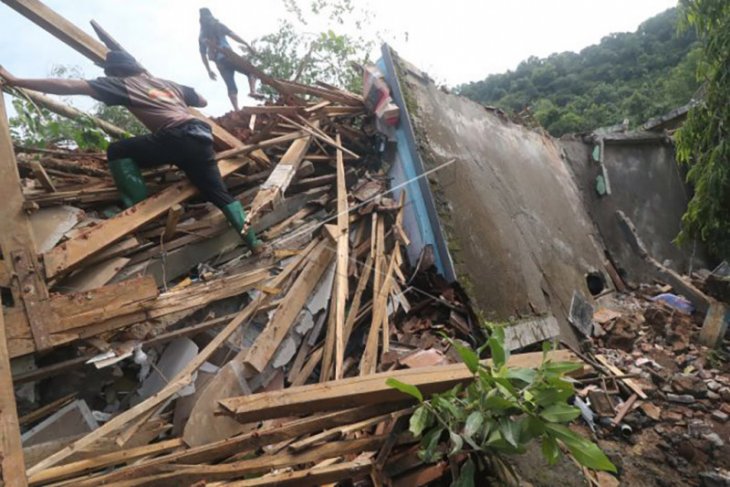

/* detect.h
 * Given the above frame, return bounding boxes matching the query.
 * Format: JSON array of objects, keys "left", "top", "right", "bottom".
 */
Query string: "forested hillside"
[{"left": 456, "top": 8, "right": 700, "bottom": 135}]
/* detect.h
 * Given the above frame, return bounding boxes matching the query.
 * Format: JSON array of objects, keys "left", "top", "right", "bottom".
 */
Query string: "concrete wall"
[
  {"left": 561, "top": 137, "right": 705, "bottom": 283},
  {"left": 396, "top": 58, "right": 609, "bottom": 342}
]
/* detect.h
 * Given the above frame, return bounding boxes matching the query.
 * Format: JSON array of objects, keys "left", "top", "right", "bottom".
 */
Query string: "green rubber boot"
[
  {"left": 108, "top": 158, "right": 148, "bottom": 208},
  {"left": 221, "top": 200, "right": 261, "bottom": 252}
]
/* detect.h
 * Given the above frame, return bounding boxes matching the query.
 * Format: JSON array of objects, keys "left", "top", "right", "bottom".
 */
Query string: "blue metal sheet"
[{"left": 377, "top": 44, "right": 456, "bottom": 282}]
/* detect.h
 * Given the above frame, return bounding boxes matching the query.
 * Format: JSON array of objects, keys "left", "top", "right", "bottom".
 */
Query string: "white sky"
[{"left": 1, "top": 0, "right": 678, "bottom": 117}]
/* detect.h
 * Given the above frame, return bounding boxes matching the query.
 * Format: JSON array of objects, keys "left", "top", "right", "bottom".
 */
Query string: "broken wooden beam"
[
  {"left": 222, "top": 459, "right": 373, "bottom": 487},
  {"left": 244, "top": 239, "right": 334, "bottom": 372},
  {"left": 0, "top": 309, "right": 28, "bottom": 487},
  {"left": 162, "top": 204, "right": 183, "bottom": 241},
  {"left": 27, "top": 438, "right": 184, "bottom": 486},
  {"left": 28, "top": 159, "right": 56, "bottom": 192},
  {"left": 244, "top": 130, "right": 314, "bottom": 230},
  {"left": 5, "top": 276, "right": 159, "bottom": 358},
  {"left": 1, "top": 0, "right": 107, "bottom": 64},
  {"left": 333, "top": 136, "right": 349, "bottom": 379},
  {"left": 221, "top": 350, "right": 584, "bottom": 423},
  {"left": 594, "top": 354, "right": 648, "bottom": 400},
  {"left": 0, "top": 91, "right": 58, "bottom": 352}
]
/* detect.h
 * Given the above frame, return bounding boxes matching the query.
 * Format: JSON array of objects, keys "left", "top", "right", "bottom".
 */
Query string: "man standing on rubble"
[
  {"left": 198, "top": 7, "right": 259, "bottom": 111},
  {"left": 0, "top": 51, "right": 262, "bottom": 253}
]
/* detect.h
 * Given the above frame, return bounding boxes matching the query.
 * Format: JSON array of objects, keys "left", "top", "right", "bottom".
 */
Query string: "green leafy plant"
[
  {"left": 387, "top": 327, "right": 615, "bottom": 484},
  {"left": 675, "top": 0, "right": 730, "bottom": 260}
]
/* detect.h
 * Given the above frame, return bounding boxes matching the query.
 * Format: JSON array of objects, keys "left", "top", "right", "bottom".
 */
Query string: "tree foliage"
[
  {"left": 250, "top": 0, "right": 374, "bottom": 93},
  {"left": 456, "top": 8, "right": 700, "bottom": 136},
  {"left": 675, "top": 0, "right": 730, "bottom": 259},
  {"left": 387, "top": 328, "right": 615, "bottom": 484},
  {"left": 8, "top": 65, "right": 145, "bottom": 150}
]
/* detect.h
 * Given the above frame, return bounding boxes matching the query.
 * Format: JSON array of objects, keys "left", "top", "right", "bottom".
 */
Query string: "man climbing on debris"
[
  {"left": 198, "top": 7, "right": 260, "bottom": 111},
  {"left": 0, "top": 51, "right": 262, "bottom": 253}
]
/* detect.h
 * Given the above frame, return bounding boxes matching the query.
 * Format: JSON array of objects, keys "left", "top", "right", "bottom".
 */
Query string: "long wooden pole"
[{"left": 0, "top": 309, "right": 27, "bottom": 487}]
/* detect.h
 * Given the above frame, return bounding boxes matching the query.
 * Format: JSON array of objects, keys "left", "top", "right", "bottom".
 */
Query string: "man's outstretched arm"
[{"left": 0, "top": 66, "right": 95, "bottom": 97}]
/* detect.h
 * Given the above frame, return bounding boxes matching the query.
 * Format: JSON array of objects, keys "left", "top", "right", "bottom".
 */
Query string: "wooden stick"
[
  {"left": 611, "top": 393, "right": 638, "bottom": 426},
  {"left": 289, "top": 407, "right": 411, "bottom": 452},
  {"left": 222, "top": 459, "right": 373, "bottom": 487},
  {"left": 595, "top": 355, "right": 647, "bottom": 400},
  {"left": 344, "top": 254, "right": 374, "bottom": 342},
  {"left": 27, "top": 438, "right": 183, "bottom": 485},
  {"left": 19, "top": 393, "right": 75, "bottom": 426},
  {"left": 123, "top": 436, "right": 386, "bottom": 486},
  {"left": 360, "top": 214, "right": 383, "bottom": 376},
  {"left": 279, "top": 114, "right": 360, "bottom": 160},
  {"left": 214, "top": 130, "right": 306, "bottom": 161},
  {"left": 294, "top": 346, "right": 324, "bottom": 387},
  {"left": 320, "top": 276, "right": 339, "bottom": 383}
]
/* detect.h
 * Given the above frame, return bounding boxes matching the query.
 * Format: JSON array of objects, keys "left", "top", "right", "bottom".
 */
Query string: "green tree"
[
  {"left": 675, "top": 0, "right": 730, "bottom": 259},
  {"left": 8, "top": 95, "right": 109, "bottom": 150},
  {"left": 456, "top": 8, "right": 700, "bottom": 136},
  {"left": 251, "top": 0, "right": 376, "bottom": 94},
  {"left": 7, "top": 64, "right": 145, "bottom": 150}
]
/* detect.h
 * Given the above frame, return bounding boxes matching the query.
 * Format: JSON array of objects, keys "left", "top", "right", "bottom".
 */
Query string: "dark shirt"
[{"left": 88, "top": 75, "right": 202, "bottom": 132}]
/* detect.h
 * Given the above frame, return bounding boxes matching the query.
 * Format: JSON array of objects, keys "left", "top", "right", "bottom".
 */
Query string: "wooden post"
[
  {"left": 699, "top": 301, "right": 729, "bottom": 348},
  {"left": 0, "top": 309, "right": 27, "bottom": 486},
  {"left": 162, "top": 204, "right": 183, "bottom": 242},
  {"left": 334, "top": 135, "right": 349, "bottom": 379},
  {"left": 0, "top": 89, "right": 58, "bottom": 351}
]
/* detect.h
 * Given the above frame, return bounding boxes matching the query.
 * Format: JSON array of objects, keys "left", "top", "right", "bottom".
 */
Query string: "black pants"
[{"left": 107, "top": 120, "right": 234, "bottom": 209}]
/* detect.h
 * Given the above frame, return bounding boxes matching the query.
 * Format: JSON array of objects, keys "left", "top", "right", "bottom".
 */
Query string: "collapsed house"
[{"left": 0, "top": 1, "right": 728, "bottom": 486}]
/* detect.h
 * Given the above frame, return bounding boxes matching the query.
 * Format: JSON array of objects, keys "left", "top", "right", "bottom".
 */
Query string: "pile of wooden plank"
[
  {"left": 0, "top": 2, "right": 499, "bottom": 485},
  {"left": 4, "top": 47, "right": 483, "bottom": 484},
  {"left": 0, "top": 3, "right": 595, "bottom": 486}
]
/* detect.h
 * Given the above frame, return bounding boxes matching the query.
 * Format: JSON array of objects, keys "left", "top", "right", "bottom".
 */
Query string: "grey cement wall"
[
  {"left": 399, "top": 66, "right": 609, "bottom": 343},
  {"left": 561, "top": 138, "right": 706, "bottom": 284}
]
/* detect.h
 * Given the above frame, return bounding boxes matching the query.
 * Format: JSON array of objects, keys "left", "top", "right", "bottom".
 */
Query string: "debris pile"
[
  {"left": 569, "top": 282, "right": 730, "bottom": 487},
  {"left": 2, "top": 2, "right": 730, "bottom": 487},
  {"left": 3, "top": 41, "right": 523, "bottom": 485}
]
